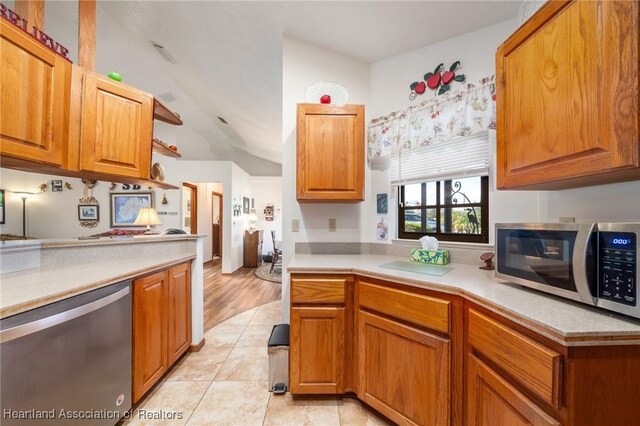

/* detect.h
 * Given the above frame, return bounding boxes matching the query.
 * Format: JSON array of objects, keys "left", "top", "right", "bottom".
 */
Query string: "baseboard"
[{"left": 189, "top": 338, "right": 205, "bottom": 352}]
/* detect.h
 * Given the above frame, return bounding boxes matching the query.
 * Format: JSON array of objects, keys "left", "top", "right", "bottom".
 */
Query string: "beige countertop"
[
  {"left": 0, "top": 252, "right": 195, "bottom": 319},
  {"left": 288, "top": 254, "right": 640, "bottom": 346},
  {"left": 0, "top": 234, "right": 205, "bottom": 252}
]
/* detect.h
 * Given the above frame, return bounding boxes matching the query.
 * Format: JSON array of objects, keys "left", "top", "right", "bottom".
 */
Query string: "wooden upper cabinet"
[
  {"left": 0, "top": 23, "right": 71, "bottom": 167},
  {"left": 496, "top": 0, "right": 640, "bottom": 189},
  {"left": 79, "top": 72, "right": 153, "bottom": 178},
  {"left": 296, "top": 104, "right": 365, "bottom": 202},
  {"left": 167, "top": 262, "right": 191, "bottom": 366}
]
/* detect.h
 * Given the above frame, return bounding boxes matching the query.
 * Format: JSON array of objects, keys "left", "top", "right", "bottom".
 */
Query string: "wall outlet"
[
  {"left": 291, "top": 219, "right": 300, "bottom": 232},
  {"left": 329, "top": 218, "right": 337, "bottom": 232}
]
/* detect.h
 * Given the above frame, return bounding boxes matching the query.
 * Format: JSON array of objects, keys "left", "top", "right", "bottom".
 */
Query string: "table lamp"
[{"left": 134, "top": 208, "right": 161, "bottom": 234}]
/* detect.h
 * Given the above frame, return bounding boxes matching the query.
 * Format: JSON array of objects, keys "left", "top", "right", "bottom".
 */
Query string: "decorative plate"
[
  {"left": 305, "top": 82, "right": 350, "bottom": 105},
  {"left": 151, "top": 162, "right": 165, "bottom": 182}
]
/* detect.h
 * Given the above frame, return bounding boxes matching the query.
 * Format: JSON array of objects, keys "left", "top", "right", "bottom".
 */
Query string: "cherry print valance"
[{"left": 368, "top": 76, "right": 496, "bottom": 159}]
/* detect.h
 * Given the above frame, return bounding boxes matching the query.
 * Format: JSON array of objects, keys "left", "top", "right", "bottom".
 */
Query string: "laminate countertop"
[
  {"left": 288, "top": 254, "right": 640, "bottom": 346},
  {"left": 0, "top": 252, "right": 195, "bottom": 319}
]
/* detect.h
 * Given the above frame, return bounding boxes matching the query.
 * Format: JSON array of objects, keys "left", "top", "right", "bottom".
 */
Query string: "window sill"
[{"left": 391, "top": 238, "right": 494, "bottom": 251}]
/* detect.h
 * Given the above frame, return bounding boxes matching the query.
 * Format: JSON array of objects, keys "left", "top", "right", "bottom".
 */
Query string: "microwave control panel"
[{"left": 600, "top": 232, "right": 637, "bottom": 306}]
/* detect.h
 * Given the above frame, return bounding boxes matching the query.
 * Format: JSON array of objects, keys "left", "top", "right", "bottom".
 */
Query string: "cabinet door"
[
  {"left": 133, "top": 271, "right": 168, "bottom": 403},
  {"left": 290, "top": 306, "right": 345, "bottom": 394},
  {"left": 467, "top": 354, "right": 560, "bottom": 426},
  {"left": 79, "top": 72, "right": 153, "bottom": 178},
  {"left": 0, "top": 23, "right": 70, "bottom": 166},
  {"left": 496, "top": 0, "right": 639, "bottom": 189},
  {"left": 358, "top": 311, "right": 450, "bottom": 426},
  {"left": 167, "top": 262, "right": 191, "bottom": 365},
  {"left": 297, "top": 104, "right": 364, "bottom": 202}
]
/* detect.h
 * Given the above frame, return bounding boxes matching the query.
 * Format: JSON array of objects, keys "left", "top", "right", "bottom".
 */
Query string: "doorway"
[
  {"left": 182, "top": 183, "right": 198, "bottom": 234},
  {"left": 211, "top": 191, "right": 222, "bottom": 259}
]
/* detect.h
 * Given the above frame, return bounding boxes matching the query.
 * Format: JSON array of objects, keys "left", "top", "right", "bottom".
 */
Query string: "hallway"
[{"left": 203, "top": 260, "right": 282, "bottom": 332}]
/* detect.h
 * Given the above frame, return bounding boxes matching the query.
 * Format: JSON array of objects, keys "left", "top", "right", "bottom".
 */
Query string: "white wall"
[
  {"left": 0, "top": 167, "right": 175, "bottom": 238},
  {"left": 251, "top": 177, "right": 283, "bottom": 255},
  {"left": 282, "top": 37, "right": 371, "bottom": 321}
]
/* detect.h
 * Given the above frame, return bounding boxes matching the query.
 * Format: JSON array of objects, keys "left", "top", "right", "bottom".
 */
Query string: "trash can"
[{"left": 267, "top": 324, "right": 289, "bottom": 394}]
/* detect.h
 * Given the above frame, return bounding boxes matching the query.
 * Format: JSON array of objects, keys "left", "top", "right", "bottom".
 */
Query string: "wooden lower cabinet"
[
  {"left": 133, "top": 262, "right": 191, "bottom": 402},
  {"left": 467, "top": 354, "right": 560, "bottom": 426},
  {"left": 358, "top": 311, "right": 450, "bottom": 426},
  {"left": 290, "top": 306, "right": 345, "bottom": 394}
]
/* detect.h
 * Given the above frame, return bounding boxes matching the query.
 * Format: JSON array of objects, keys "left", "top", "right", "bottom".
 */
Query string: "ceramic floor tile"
[
  {"left": 123, "top": 381, "right": 209, "bottom": 426},
  {"left": 215, "top": 347, "right": 269, "bottom": 381},
  {"left": 186, "top": 381, "right": 270, "bottom": 426},
  {"left": 166, "top": 348, "right": 232, "bottom": 382},
  {"left": 203, "top": 324, "right": 246, "bottom": 348},
  {"left": 257, "top": 301, "right": 282, "bottom": 311},
  {"left": 337, "top": 398, "right": 394, "bottom": 426},
  {"left": 217, "top": 308, "right": 257, "bottom": 326},
  {"left": 236, "top": 325, "right": 273, "bottom": 347},
  {"left": 263, "top": 393, "right": 340, "bottom": 426},
  {"left": 248, "top": 309, "right": 282, "bottom": 326}
]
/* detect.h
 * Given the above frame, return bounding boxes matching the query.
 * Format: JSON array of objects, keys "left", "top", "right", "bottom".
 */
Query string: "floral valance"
[{"left": 367, "top": 76, "right": 496, "bottom": 159}]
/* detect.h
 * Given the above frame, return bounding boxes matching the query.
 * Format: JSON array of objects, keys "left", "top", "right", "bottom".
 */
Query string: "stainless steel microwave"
[{"left": 496, "top": 223, "right": 639, "bottom": 319}]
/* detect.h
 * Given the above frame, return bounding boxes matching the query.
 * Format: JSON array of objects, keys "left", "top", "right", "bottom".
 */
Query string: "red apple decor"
[
  {"left": 320, "top": 94, "right": 331, "bottom": 104},
  {"left": 409, "top": 61, "right": 466, "bottom": 99}
]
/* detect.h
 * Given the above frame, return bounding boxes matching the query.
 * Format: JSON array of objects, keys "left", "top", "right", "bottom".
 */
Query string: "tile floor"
[{"left": 123, "top": 301, "right": 392, "bottom": 426}]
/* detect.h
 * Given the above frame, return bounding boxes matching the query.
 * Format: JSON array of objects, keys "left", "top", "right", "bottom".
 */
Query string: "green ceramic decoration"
[{"left": 108, "top": 71, "right": 122, "bottom": 82}]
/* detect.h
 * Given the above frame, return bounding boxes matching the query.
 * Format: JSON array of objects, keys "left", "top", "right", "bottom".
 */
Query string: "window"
[{"left": 398, "top": 176, "right": 488, "bottom": 243}]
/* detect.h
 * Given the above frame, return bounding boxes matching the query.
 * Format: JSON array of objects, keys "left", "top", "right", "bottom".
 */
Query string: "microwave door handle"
[{"left": 573, "top": 223, "right": 597, "bottom": 305}]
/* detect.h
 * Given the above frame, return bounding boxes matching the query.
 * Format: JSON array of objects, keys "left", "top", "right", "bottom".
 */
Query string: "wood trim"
[
  {"left": 189, "top": 338, "right": 205, "bottom": 352},
  {"left": 359, "top": 280, "right": 450, "bottom": 334},
  {"left": 468, "top": 309, "right": 562, "bottom": 408},
  {"left": 183, "top": 182, "right": 198, "bottom": 234},
  {"left": 212, "top": 191, "right": 223, "bottom": 259},
  {"left": 78, "top": 0, "right": 96, "bottom": 71},
  {"left": 15, "top": 0, "right": 44, "bottom": 30}
]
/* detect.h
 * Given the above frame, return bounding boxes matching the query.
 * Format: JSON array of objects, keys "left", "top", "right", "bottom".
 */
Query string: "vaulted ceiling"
[{"left": 40, "top": 1, "right": 519, "bottom": 175}]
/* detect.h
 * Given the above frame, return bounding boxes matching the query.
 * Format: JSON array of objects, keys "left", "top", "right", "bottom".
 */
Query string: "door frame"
[
  {"left": 211, "top": 191, "right": 223, "bottom": 259},
  {"left": 182, "top": 182, "right": 198, "bottom": 234}
]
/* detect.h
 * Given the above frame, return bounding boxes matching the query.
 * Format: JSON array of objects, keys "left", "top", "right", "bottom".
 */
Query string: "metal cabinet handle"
[{"left": 0, "top": 286, "right": 129, "bottom": 343}]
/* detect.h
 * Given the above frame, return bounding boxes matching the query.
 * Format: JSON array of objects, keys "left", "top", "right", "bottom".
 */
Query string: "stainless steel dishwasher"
[{"left": 1, "top": 280, "right": 132, "bottom": 425}]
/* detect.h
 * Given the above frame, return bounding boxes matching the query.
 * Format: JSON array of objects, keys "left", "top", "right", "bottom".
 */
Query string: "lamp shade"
[{"left": 133, "top": 208, "right": 161, "bottom": 227}]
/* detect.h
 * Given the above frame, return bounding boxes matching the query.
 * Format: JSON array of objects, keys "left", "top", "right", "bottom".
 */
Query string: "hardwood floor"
[{"left": 203, "top": 259, "right": 282, "bottom": 332}]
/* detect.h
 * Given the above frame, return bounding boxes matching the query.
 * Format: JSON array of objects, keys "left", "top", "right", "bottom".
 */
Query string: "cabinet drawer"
[
  {"left": 359, "top": 281, "right": 450, "bottom": 334},
  {"left": 468, "top": 309, "right": 562, "bottom": 408},
  {"left": 291, "top": 278, "right": 346, "bottom": 304}
]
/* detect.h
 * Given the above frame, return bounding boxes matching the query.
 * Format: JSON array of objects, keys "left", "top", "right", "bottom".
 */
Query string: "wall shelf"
[
  {"left": 153, "top": 98, "right": 183, "bottom": 126},
  {"left": 152, "top": 139, "right": 182, "bottom": 158}
]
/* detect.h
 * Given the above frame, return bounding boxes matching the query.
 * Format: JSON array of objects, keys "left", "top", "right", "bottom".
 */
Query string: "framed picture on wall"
[
  {"left": 78, "top": 205, "right": 99, "bottom": 221},
  {"left": 243, "top": 197, "right": 250, "bottom": 214},
  {"left": 0, "top": 189, "right": 4, "bottom": 225},
  {"left": 110, "top": 192, "right": 153, "bottom": 227}
]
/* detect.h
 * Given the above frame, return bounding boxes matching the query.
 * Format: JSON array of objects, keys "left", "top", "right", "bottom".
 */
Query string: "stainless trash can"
[{"left": 267, "top": 324, "right": 289, "bottom": 394}]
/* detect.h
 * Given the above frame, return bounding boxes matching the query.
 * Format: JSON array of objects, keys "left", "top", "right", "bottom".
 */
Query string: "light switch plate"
[
  {"left": 329, "top": 218, "right": 337, "bottom": 232},
  {"left": 292, "top": 219, "right": 300, "bottom": 232}
]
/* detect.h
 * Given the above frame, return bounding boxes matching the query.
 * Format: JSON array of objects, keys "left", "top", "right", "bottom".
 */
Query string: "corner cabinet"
[
  {"left": 496, "top": 0, "right": 640, "bottom": 189},
  {"left": 296, "top": 104, "right": 365, "bottom": 202},
  {"left": 0, "top": 23, "right": 71, "bottom": 167},
  {"left": 133, "top": 262, "right": 191, "bottom": 402}
]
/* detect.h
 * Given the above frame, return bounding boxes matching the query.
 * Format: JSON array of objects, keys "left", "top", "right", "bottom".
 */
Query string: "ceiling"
[{"left": 44, "top": 1, "right": 520, "bottom": 174}]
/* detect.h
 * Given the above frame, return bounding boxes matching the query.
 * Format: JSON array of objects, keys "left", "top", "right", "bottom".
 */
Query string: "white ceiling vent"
[
  {"left": 158, "top": 91, "right": 179, "bottom": 103},
  {"left": 151, "top": 42, "right": 177, "bottom": 64}
]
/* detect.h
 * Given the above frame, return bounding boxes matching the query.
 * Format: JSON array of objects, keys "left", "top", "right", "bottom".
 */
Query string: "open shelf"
[
  {"left": 152, "top": 139, "right": 182, "bottom": 158},
  {"left": 153, "top": 98, "right": 183, "bottom": 126}
]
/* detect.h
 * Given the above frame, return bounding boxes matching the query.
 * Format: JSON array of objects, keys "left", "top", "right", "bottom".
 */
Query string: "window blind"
[{"left": 389, "top": 131, "right": 490, "bottom": 187}]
